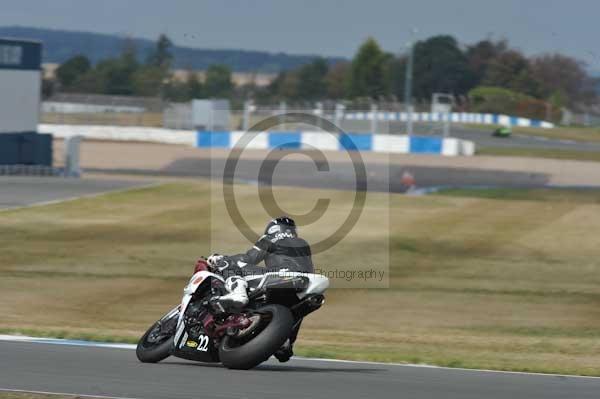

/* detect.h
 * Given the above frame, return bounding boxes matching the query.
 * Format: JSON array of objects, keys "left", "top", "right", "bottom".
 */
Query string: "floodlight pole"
[
  {"left": 243, "top": 100, "right": 250, "bottom": 131},
  {"left": 404, "top": 29, "right": 417, "bottom": 138}
]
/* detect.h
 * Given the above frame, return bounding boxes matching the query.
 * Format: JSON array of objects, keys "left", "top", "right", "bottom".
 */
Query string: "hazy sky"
[{"left": 2, "top": 0, "right": 599, "bottom": 70}]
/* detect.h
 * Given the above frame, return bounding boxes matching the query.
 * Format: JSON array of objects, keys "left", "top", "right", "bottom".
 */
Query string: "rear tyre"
[
  {"left": 219, "top": 304, "right": 294, "bottom": 370},
  {"left": 136, "top": 313, "right": 177, "bottom": 363}
]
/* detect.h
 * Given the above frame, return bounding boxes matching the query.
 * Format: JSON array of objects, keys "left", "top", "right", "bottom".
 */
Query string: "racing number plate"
[{"left": 186, "top": 335, "right": 210, "bottom": 352}]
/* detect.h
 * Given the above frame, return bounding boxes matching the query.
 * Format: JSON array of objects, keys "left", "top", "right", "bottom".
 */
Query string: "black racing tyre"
[
  {"left": 219, "top": 304, "right": 294, "bottom": 370},
  {"left": 136, "top": 313, "right": 177, "bottom": 363}
]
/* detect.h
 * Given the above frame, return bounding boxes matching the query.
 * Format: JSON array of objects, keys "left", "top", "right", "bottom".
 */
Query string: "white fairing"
[
  {"left": 172, "top": 269, "right": 329, "bottom": 350},
  {"left": 246, "top": 271, "right": 330, "bottom": 299},
  {"left": 177, "top": 271, "right": 224, "bottom": 328},
  {"left": 302, "top": 273, "right": 330, "bottom": 296},
  {"left": 176, "top": 270, "right": 328, "bottom": 330}
]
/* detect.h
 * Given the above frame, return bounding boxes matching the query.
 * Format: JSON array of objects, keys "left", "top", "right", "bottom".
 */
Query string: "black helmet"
[{"left": 265, "top": 216, "right": 297, "bottom": 236}]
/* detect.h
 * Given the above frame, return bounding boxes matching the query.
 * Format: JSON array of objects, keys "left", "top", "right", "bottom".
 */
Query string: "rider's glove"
[
  {"left": 207, "top": 254, "right": 230, "bottom": 272},
  {"left": 207, "top": 254, "right": 222, "bottom": 266}
]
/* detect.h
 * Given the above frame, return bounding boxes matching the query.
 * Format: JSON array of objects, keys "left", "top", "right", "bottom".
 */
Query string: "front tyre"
[
  {"left": 136, "top": 310, "right": 178, "bottom": 363},
  {"left": 219, "top": 304, "right": 294, "bottom": 370}
]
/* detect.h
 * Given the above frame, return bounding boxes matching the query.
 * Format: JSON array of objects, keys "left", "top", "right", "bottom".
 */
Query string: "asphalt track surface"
[
  {"left": 74, "top": 123, "right": 600, "bottom": 191},
  {"left": 91, "top": 156, "right": 551, "bottom": 192},
  {"left": 1, "top": 340, "right": 599, "bottom": 399},
  {"left": 0, "top": 177, "right": 147, "bottom": 209}
]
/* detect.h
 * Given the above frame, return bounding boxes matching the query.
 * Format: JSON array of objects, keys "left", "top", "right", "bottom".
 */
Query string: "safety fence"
[{"left": 344, "top": 112, "right": 555, "bottom": 128}]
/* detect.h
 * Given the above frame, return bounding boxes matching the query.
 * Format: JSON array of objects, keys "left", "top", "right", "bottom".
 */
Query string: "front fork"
[{"left": 174, "top": 291, "right": 192, "bottom": 349}]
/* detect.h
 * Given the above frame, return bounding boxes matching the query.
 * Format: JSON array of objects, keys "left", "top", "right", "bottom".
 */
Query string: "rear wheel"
[
  {"left": 136, "top": 310, "right": 178, "bottom": 363},
  {"left": 219, "top": 304, "right": 294, "bottom": 370}
]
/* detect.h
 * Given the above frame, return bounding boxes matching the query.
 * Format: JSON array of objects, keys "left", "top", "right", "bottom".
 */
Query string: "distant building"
[
  {"left": 42, "top": 63, "right": 276, "bottom": 87},
  {"left": 171, "top": 69, "right": 276, "bottom": 87},
  {"left": 0, "top": 38, "right": 42, "bottom": 134},
  {"left": 0, "top": 37, "right": 52, "bottom": 167}
]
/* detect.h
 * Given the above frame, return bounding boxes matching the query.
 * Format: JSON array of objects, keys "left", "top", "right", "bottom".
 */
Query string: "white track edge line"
[
  {"left": 1, "top": 335, "right": 599, "bottom": 380},
  {"left": 0, "top": 388, "right": 139, "bottom": 399},
  {"left": 291, "top": 356, "right": 600, "bottom": 380},
  {"left": 0, "top": 181, "right": 163, "bottom": 212}
]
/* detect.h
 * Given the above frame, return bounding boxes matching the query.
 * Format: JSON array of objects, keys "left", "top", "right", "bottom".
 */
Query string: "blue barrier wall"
[
  {"left": 410, "top": 136, "right": 442, "bottom": 154},
  {"left": 268, "top": 131, "right": 302, "bottom": 149},
  {"left": 197, "top": 131, "right": 231, "bottom": 148},
  {"left": 338, "top": 133, "right": 373, "bottom": 151}
]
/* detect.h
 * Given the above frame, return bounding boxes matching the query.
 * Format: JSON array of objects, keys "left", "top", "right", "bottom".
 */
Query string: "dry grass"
[
  {"left": 478, "top": 146, "right": 600, "bottom": 162},
  {"left": 2, "top": 182, "right": 600, "bottom": 375}
]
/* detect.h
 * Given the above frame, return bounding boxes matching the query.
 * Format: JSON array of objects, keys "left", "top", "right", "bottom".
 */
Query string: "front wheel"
[
  {"left": 219, "top": 304, "right": 294, "bottom": 370},
  {"left": 136, "top": 308, "right": 179, "bottom": 363}
]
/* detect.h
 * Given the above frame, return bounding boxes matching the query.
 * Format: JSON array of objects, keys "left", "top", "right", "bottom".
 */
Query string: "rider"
[{"left": 205, "top": 216, "right": 313, "bottom": 362}]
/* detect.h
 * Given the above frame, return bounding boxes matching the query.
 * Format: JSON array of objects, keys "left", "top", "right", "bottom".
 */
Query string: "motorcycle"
[{"left": 136, "top": 259, "right": 329, "bottom": 370}]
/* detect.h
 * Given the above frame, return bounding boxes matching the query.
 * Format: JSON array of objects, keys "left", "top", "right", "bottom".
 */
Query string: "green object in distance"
[{"left": 493, "top": 126, "right": 512, "bottom": 137}]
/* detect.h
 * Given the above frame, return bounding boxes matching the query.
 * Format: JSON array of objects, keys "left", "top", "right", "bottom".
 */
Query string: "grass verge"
[
  {"left": 2, "top": 182, "right": 600, "bottom": 376},
  {"left": 464, "top": 124, "right": 600, "bottom": 143},
  {"left": 477, "top": 146, "right": 600, "bottom": 162},
  {"left": 436, "top": 187, "right": 600, "bottom": 203},
  {"left": 512, "top": 125, "right": 600, "bottom": 143}
]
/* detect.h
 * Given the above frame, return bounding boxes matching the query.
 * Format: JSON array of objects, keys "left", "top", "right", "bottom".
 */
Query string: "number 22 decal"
[{"left": 196, "top": 335, "right": 210, "bottom": 352}]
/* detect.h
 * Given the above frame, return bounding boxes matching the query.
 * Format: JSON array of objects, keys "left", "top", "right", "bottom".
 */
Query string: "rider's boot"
[
  {"left": 211, "top": 276, "right": 249, "bottom": 312},
  {"left": 274, "top": 338, "right": 293, "bottom": 363},
  {"left": 275, "top": 319, "right": 302, "bottom": 362}
]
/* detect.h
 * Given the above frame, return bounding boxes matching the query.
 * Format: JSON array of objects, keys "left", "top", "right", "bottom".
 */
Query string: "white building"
[{"left": 0, "top": 37, "right": 42, "bottom": 134}]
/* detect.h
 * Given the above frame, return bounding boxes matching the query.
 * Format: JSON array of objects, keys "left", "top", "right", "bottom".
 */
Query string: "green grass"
[
  {"left": 464, "top": 123, "right": 600, "bottom": 144},
  {"left": 477, "top": 146, "right": 600, "bottom": 162},
  {"left": 3, "top": 182, "right": 600, "bottom": 375},
  {"left": 436, "top": 187, "right": 600, "bottom": 203},
  {"left": 513, "top": 125, "right": 600, "bottom": 143},
  {"left": 462, "top": 123, "right": 600, "bottom": 161}
]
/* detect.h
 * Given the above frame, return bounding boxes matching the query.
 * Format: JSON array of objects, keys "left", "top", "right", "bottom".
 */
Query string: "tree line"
[
  {"left": 263, "top": 36, "right": 597, "bottom": 119},
  {"left": 49, "top": 34, "right": 598, "bottom": 120},
  {"left": 51, "top": 34, "right": 233, "bottom": 101}
]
